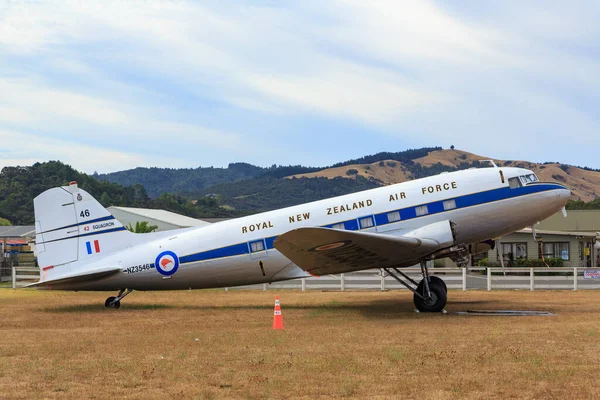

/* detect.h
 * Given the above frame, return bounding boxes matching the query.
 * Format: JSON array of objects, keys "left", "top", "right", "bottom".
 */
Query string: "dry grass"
[
  {"left": 1, "top": 289, "right": 600, "bottom": 399},
  {"left": 287, "top": 160, "right": 413, "bottom": 184}
]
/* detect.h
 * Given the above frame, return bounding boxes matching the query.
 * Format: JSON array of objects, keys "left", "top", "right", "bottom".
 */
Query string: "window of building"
[
  {"left": 497, "top": 242, "right": 528, "bottom": 261},
  {"left": 443, "top": 199, "right": 456, "bottom": 210},
  {"left": 542, "top": 242, "right": 569, "bottom": 260},
  {"left": 387, "top": 211, "right": 400, "bottom": 222},
  {"left": 359, "top": 216, "right": 374, "bottom": 229},
  {"left": 331, "top": 223, "right": 345, "bottom": 230},
  {"left": 415, "top": 205, "right": 429, "bottom": 217},
  {"left": 250, "top": 240, "right": 265, "bottom": 253}
]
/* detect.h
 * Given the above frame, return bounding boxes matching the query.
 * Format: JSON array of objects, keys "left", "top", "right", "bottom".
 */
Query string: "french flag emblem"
[{"left": 86, "top": 240, "right": 101, "bottom": 255}]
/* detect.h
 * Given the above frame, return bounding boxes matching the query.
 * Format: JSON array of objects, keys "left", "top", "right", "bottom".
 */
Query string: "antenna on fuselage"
[{"left": 479, "top": 160, "right": 499, "bottom": 168}]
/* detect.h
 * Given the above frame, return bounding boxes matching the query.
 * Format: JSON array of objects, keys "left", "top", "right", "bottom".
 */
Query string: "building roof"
[
  {"left": 108, "top": 207, "right": 211, "bottom": 228},
  {"left": 0, "top": 226, "right": 36, "bottom": 238},
  {"left": 518, "top": 228, "right": 597, "bottom": 238}
]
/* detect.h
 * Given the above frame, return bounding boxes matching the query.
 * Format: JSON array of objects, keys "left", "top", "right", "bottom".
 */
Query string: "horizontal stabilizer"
[{"left": 25, "top": 266, "right": 122, "bottom": 288}]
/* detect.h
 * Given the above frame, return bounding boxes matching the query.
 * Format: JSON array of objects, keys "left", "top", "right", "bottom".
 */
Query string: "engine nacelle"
[{"left": 403, "top": 220, "right": 456, "bottom": 248}]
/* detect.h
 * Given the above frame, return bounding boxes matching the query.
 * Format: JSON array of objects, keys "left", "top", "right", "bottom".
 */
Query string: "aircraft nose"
[{"left": 556, "top": 185, "right": 571, "bottom": 203}]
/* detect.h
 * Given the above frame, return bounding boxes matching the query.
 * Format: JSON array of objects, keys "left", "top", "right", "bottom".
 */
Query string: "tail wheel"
[
  {"left": 414, "top": 278, "right": 447, "bottom": 313},
  {"left": 104, "top": 296, "right": 121, "bottom": 309}
]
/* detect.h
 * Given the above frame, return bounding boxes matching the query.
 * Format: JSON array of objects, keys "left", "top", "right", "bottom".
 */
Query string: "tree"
[
  {"left": 0, "top": 217, "right": 11, "bottom": 226},
  {"left": 450, "top": 145, "right": 455, "bottom": 150},
  {"left": 127, "top": 221, "right": 158, "bottom": 233}
]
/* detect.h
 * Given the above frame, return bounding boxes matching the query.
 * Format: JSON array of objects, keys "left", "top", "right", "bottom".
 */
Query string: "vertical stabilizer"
[{"left": 34, "top": 182, "right": 133, "bottom": 281}]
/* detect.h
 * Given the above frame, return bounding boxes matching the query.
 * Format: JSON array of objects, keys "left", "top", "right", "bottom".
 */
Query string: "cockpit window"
[
  {"left": 509, "top": 174, "right": 539, "bottom": 189},
  {"left": 519, "top": 174, "right": 539, "bottom": 185},
  {"left": 508, "top": 177, "right": 522, "bottom": 189}
]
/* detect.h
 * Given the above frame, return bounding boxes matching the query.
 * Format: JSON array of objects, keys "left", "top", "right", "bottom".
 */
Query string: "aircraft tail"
[{"left": 34, "top": 182, "right": 134, "bottom": 281}]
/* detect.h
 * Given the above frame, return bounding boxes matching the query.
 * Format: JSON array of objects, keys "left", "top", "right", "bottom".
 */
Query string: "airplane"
[{"left": 29, "top": 161, "right": 570, "bottom": 312}]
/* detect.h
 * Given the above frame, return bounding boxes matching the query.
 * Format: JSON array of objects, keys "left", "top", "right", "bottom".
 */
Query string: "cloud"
[
  {"left": 0, "top": 129, "right": 149, "bottom": 172},
  {"left": 0, "top": 0, "right": 598, "bottom": 172}
]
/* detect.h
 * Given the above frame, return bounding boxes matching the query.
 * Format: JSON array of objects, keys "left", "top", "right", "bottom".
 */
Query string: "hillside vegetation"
[{"left": 0, "top": 162, "right": 247, "bottom": 225}]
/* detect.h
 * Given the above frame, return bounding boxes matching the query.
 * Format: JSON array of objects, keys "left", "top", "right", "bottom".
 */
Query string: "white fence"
[
  {"left": 11, "top": 267, "right": 39, "bottom": 288},
  {"left": 231, "top": 267, "right": 600, "bottom": 292},
  {"left": 10, "top": 266, "right": 600, "bottom": 291}
]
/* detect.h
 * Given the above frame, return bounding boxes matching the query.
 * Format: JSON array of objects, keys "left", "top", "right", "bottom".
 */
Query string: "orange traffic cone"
[{"left": 272, "top": 295, "right": 284, "bottom": 330}]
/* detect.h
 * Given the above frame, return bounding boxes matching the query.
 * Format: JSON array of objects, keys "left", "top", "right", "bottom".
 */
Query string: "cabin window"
[
  {"left": 497, "top": 243, "right": 528, "bottom": 262},
  {"left": 443, "top": 200, "right": 456, "bottom": 211},
  {"left": 359, "top": 216, "right": 374, "bottom": 229},
  {"left": 541, "top": 242, "right": 569, "bottom": 260},
  {"left": 331, "top": 223, "right": 345, "bottom": 230},
  {"left": 415, "top": 205, "right": 429, "bottom": 217},
  {"left": 387, "top": 211, "right": 401, "bottom": 222},
  {"left": 508, "top": 177, "right": 522, "bottom": 189},
  {"left": 250, "top": 240, "right": 265, "bottom": 253}
]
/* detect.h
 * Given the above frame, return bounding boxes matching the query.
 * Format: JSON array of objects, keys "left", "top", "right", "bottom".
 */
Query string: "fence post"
[
  {"left": 341, "top": 273, "right": 345, "bottom": 291},
  {"left": 487, "top": 268, "right": 491, "bottom": 292},
  {"left": 381, "top": 274, "right": 385, "bottom": 291},
  {"left": 263, "top": 284, "right": 267, "bottom": 292},
  {"left": 530, "top": 268, "right": 534, "bottom": 291},
  {"left": 301, "top": 278, "right": 306, "bottom": 292},
  {"left": 12, "top": 266, "right": 16, "bottom": 289},
  {"left": 574, "top": 267, "right": 578, "bottom": 291},
  {"left": 462, "top": 267, "right": 467, "bottom": 292}
]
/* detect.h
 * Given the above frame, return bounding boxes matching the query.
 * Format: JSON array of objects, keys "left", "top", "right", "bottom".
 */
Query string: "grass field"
[{"left": 1, "top": 289, "right": 600, "bottom": 399}]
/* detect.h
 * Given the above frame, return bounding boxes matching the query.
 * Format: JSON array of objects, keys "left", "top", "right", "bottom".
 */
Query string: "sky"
[{"left": 0, "top": 0, "right": 599, "bottom": 174}]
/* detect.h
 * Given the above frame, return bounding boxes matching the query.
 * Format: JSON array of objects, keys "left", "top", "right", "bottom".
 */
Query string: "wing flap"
[
  {"left": 274, "top": 227, "right": 443, "bottom": 276},
  {"left": 25, "top": 266, "right": 122, "bottom": 288}
]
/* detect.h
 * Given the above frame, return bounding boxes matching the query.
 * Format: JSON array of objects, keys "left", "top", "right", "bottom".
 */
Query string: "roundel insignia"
[
  {"left": 310, "top": 240, "right": 351, "bottom": 252},
  {"left": 77, "top": 194, "right": 83, "bottom": 201},
  {"left": 155, "top": 251, "right": 179, "bottom": 276}
]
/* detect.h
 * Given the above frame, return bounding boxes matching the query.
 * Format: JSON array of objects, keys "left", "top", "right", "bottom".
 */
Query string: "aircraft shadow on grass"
[{"left": 40, "top": 298, "right": 500, "bottom": 318}]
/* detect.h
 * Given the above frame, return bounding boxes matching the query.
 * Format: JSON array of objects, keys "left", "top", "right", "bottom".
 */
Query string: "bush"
[
  {"left": 346, "top": 169, "right": 359, "bottom": 176},
  {"left": 559, "top": 164, "right": 570, "bottom": 173},
  {"left": 386, "top": 161, "right": 397, "bottom": 168}
]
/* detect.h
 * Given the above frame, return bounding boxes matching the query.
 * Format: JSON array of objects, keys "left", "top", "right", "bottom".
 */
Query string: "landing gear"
[
  {"left": 413, "top": 277, "right": 447, "bottom": 313},
  {"left": 383, "top": 262, "right": 447, "bottom": 313},
  {"left": 105, "top": 289, "right": 133, "bottom": 309}
]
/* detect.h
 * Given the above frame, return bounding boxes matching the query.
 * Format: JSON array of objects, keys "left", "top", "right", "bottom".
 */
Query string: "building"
[
  {"left": 0, "top": 226, "right": 36, "bottom": 281},
  {"left": 108, "top": 207, "right": 212, "bottom": 232},
  {"left": 486, "top": 228, "right": 596, "bottom": 268},
  {"left": 536, "top": 210, "right": 600, "bottom": 233}
]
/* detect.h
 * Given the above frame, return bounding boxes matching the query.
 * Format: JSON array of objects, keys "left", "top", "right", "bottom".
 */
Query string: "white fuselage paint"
[{"left": 52, "top": 167, "right": 570, "bottom": 291}]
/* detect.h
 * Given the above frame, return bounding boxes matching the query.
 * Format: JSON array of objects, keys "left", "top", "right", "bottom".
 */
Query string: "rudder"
[{"left": 35, "top": 182, "right": 133, "bottom": 280}]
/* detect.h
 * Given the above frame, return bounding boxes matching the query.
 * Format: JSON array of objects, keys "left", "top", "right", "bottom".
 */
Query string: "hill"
[
  {"left": 0, "top": 162, "right": 248, "bottom": 225},
  {"left": 288, "top": 149, "right": 600, "bottom": 202},
  {"left": 96, "top": 147, "right": 441, "bottom": 197}
]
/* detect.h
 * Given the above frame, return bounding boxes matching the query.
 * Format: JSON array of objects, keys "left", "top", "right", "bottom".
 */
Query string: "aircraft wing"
[
  {"left": 25, "top": 266, "right": 122, "bottom": 288},
  {"left": 273, "top": 226, "right": 448, "bottom": 276}
]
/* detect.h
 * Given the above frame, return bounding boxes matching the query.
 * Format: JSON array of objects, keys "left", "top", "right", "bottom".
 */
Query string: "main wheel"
[
  {"left": 104, "top": 296, "right": 120, "bottom": 309},
  {"left": 413, "top": 278, "right": 447, "bottom": 313},
  {"left": 429, "top": 276, "right": 447, "bottom": 293}
]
